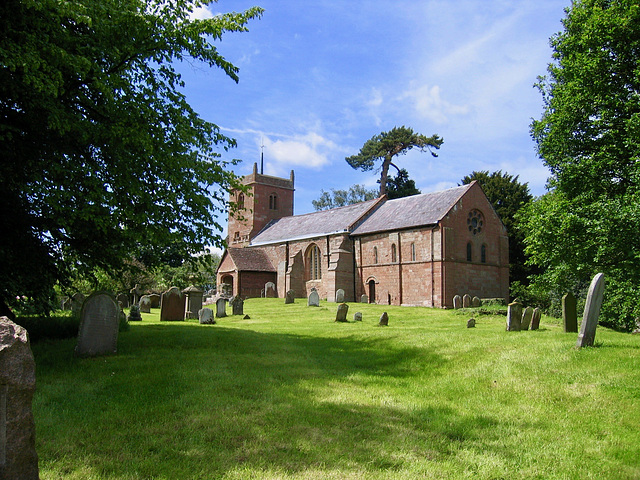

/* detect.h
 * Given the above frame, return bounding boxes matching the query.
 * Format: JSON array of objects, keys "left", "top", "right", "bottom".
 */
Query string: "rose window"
[{"left": 467, "top": 210, "right": 484, "bottom": 235}]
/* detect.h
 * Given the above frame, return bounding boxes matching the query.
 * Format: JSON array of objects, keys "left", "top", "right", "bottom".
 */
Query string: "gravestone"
[
  {"left": 378, "top": 312, "right": 389, "bottom": 326},
  {"left": 116, "top": 293, "right": 129, "bottom": 309},
  {"left": 531, "top": 308, "right": 542, "bottom": 330},
  {"left": 0, "top": 317, "right": 39, "bottom": 480},
  {"left": 139, "top": 295, "right": 152, "bottom": 313},
  {"left": 198, "top": 308, "right": 215, "bottom": 325},
  {"left": 71, "top": 292, "right": 85, "bottom": 318},
  {"left": 148, "top": 294, "right": 161, "bottom": 308},
  {"left": 215, "top": 298, "right": 227, "bottom": 318},
  {"left": 521, "top": 306, "right": 534, "bottom": 331},
  {"left": 128, "top": 304, "right": 142, "bottom": 322},
  {"left": 335, "top": 289, "right": 345, "bottom": 303},
  {"left": 506, "top": 301, "right": 523, "bottom": 331},
  {"left": 353, "top": 312, "right": 362, "bottom": 322},
  {"left": 183, "top": 286, "right": 204, "bottom": 320},
  {"left": 467, "top": 318, "right": 476, "bottom": 328},
  {"left": 160, "top": 287, "right": 184, "bottom": 321},
  {"left": 472, "top": 296, "right": 482, "bottom": 308},
  {"left": 360, "top": 294, "right": 368, "bottom": 304},
  {"left": 335, "top": 303, "right": 348, "bottom": 322},
  {"left": 562, "top": 292, "right": 578, "bottom": 333},
  {"left": 229, "top": 296, "right": 244, "bottom": 316},
  {"left": 308, "top": 288, "right": 320, "bottom": 307},
  {"left": 462, "top": 294, "right": 472, "bottom": 308},
  {"left": 265, "top": 282, "right": 277, "bottom": 298},
  {"left": 453, "top": 295, "right": 462, "bottom": 309},
  {"left": 74, "top": 292, "right": 119, "bottom": 357},
  {"left": 285, "top": 290, "right": 295, "bottom": 304},
  {"left": 576, "top": 273, "right": 605, "bottom": 348}
]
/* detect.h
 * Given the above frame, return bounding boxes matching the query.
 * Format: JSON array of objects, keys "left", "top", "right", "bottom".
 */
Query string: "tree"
[
  {"left": 346, "top": 126, "right": 443, "bottom": 197},
  {"left": 528, "top": 0, "right": 640, "bottom": 330},
  {"left": 312, "top": 184, "right": 377, "bottom": 211},
  {"left": 460, "top": 171, "right": 533, "bottom": 289},
  {"left": 0, "top": 0, "right": 263, "bottom": 314},
  {"left": 384, "top": 168, "right": 421, "bottom": 199}
]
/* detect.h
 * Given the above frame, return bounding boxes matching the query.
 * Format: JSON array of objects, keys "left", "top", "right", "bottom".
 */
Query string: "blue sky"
[{"left": 180, "top": 0, "right": 570, "bottom": 223}]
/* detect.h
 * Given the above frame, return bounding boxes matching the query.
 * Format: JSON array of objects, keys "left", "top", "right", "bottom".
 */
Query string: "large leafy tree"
[
  {"left": 312, "top": 184, "right": 377, "bottom": 211},
  {"left": 0, "top": 0, "right": 262, "bottom": 314},
  {"left": 385, "top": 168, "right": 421, "bottom": 199},
  {"left": 527, "top": 0, "right": 640, "bottom": 330},
  {"left": 346, "top": 126, "right": 443, "bottom": 197}
]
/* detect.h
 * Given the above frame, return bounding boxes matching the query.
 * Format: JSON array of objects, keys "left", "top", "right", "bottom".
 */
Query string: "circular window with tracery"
[{"left": 467, "top": 210, "right": 484, "bottom": 235}]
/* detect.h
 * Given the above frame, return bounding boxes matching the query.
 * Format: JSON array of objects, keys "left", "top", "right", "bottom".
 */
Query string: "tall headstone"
[
  {"left": 265, "top": 282, "right": 277, "bottom": 298},
  {"left": 531, "top": 308, "right": 542, "bottom": 330},
  {"left": 335, "top": 303, "right": 349, "bottom": 322},
  {"left": 308, "top": 288, "right": 320, "bottom": 307},
  {"left": 198, "top": 308, "right": 215, "bottom": 325},
  {"left": 335, "top": 289, "right": 345, "bottom": 303},
  {"left": 360, "top": 294, "right": 368, "bottom": 304},
  {"left": 562, "top": 292, "right": 578, "bottom": 333},
  {"left": 285, "top": 290, "right": 295, "bottom": 304},
  {"left": 229, "top": 296, "right": 244, "bottom": 316},
  {"left": 215, "top": 298, "right": 227, "bottom": 318},
  {"left": 379, "top": 312, "right": 389, "bottom": 326},
  {"left": 521, "top": 306, "right": 534, "bottom": 331},
  {"left": 139, "top": 295, "right": 152, "bottom": 314},
  {"left": 74, "top": 292, "right": 119, "bottom": 357},
  {"left": 453, "top": 295, "right": 462, "bottom": 309},
  {"left": 577, "top": 273, "right": 605, "bottom": 348},
  {"left": 183, "top": 286, "right": 204, "bottom": 320},
  {"left": 160, "top": 287, "right": 184, "bottom": 322},
  {"left": 462, "top": 294, "right": 472, "bottom": 308},
  {"left": 472, "top": 296, "right": 482, "bottom": 308},
  {"left": 0, "top": 317, "right": 39, "bottom": 480},
  {"left": 506, "top": 301, "right": 523, "bottom": 331}
]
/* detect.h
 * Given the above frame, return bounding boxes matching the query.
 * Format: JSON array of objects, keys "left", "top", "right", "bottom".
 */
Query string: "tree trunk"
[{"left": 379, "top": 158, "right": 391, "bottom": 197}]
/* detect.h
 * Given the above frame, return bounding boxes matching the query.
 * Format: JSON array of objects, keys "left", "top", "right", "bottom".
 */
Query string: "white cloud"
[
  {"left": 400, "top": 84, "right": 469, "bottom": 124},
  {"left": 262, "top": 132, "right": 337, "bottom": 170},
  {"left": 189, "top": 5, "right": 214, "bottom": 20}
]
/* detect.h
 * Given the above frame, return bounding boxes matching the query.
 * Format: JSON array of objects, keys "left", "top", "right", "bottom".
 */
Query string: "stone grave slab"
[
  {"left": 335, "top": 303, "right": 348, "bottom": 322},
  {"left": 521, "top": 306, "right": 534, "bottom": 331},
  {"left": 308, "top": 289, "right": 320, "bottom": 307},
  {"left": 378, "top": 312, "right": 389, "bottom": 326},
  {"left": 506, "top": 302, "right": 523, "bottom": 331},
  {"left": 335, "top": 289, "right": 345, "bottom": 303},
  {"left": 562, "top": 292, "right": 578, "bottom": 333},
  {"left": 198, "top": 308, "right": 215, "bottom": 325},
  {"left": 139, "top": 295, "right": 152, "bottom": 313},
  {"left": 577, "top": 273, "right": 605, "bottom": 348},
  {"left": 216, "top": 298, "right": 227, "bottom": 318},
  {"left": 531, "top": 308, "right": 542, "bottom": 330},
  {"left": 160, "top": 287, "right": 184, "bottom": 322},
  {"left": 230, "top": 296, "right": 244, "bottom": 316},
  {"left": 74, "top": 292, "right": 119, "bottom": 357},
  {"left": 462, "top": 294, "right": 471, "bottom": 308},
  {"left": 265, "top": 282, "right": 277, "bottom": 298},
  {"left": 285, "top": 290, "right": 295, "bottom": 304},
  {"left": 453, "top": 295, "right": 462, "bottom": 309}
]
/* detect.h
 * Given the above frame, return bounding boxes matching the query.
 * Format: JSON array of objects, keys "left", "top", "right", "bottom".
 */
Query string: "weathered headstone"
[
  {"left": 160, "top": 287, "right": 184, "bottom": 321},
  {"left": 453, "top": 295, "right": 462, "bottom": 309},
  {"left": 378, "top": 312, "right": 389, "bottom": 326},
  {"left": 139, "top": 295, "right": 152, "bottom": 313},
  {"left": 353, "top": 312, "right": 362, "bottom": 322},
  {"left": 472, "top": 296, "right": 482, "bottom": 308},
  {"left": 128, "top": 304, "right": 142, "bottom": 322},
  {"left": 71, "top": 292, "right": 85, "bottom": 318},
  {"left": 74, "top": 292, "right": 119, "bottom": 357},
  {"left": 521, "top": 306, "right": 534, "bottom": 331},
  {"left": 531, "top": 308, "right": 542, "bottom": 330},
  {"left": 183, "top": 285, "right": 204, "bottom": 320},
  {"left": 335, "top": 289, "right": 345, "bottom": 303},
  {"left": 467, "top": 318, "right": 476, "bottom": 328},
  {"left": 198, "top": 308, "right": 215, "bottom": 325},
  {"left": 308, "top": 288, "right": 320, "bottom": 307},
  {"left": 562, "top": 292, "right": 578, "bottom": 333},
  {"left": 360, "top": 294, "right": 368, "bottom": 304},
  {"left": 285, "top": 290, "right": 295, "bottom": 304},
  {"left": 116, "top": 293, "right": 129, "bottom": 309},
  {"left": 148, "top": 294, "right": 161, "bottom": 308},
  {"left": 335, "top": 303, "right": 348, "bottom": 322},
  {"left": 229, "top": 296, "right": 244, "bottom": 316},
  {"left": 506, "top": 301, "right": 523, "bottom": 331},
  {"left": 0, "top": 317, "right": 39, "bottom": 480},
  {"left": 215, "top": 298, "right": 227, "bottom": 318},
  {"left": 462, "top": 294, "right": 472, "bottom": 308},
  {"left": 265, "top": 282, "right": 277, "bottom": 298},
  {"left": 576, "top": 273, "right": 605, "bottom": 348}
]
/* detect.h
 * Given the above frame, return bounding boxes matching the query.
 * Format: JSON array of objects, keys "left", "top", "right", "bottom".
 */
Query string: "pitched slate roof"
[
  {"left": 350, "top": 183, "right": 472, "bottom": 236},
  {"left": 250, "top": 197, "right": 383, "bottom": 246},
  {"left": 222, "top": 247, "right": 276, "bottom": 272}
]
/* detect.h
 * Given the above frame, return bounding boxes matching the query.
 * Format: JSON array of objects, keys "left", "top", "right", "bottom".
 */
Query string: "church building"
[{"left": 216, "top": 163, "right": 509, "bottom": 308}]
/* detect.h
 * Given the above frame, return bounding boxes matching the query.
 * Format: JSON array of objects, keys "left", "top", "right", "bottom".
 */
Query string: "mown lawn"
[{"left": 31, "top": 298, "right": 640, "bottom": 479}]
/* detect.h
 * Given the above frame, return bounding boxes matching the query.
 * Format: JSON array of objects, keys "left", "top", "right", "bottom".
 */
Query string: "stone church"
[{"left": 216, "top": 163, "right": 509, "bottom": 308}]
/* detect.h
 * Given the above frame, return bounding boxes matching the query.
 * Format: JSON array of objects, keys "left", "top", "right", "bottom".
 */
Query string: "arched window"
[
  {"left": 373, "top": 246, "right": 378, "bottom": 264},
  {"left": 237, "top": 193, "right": 244, "bottom": 209},
  {"left": 269, "top": 193, "right": 278, "bottom": 210},
  {"left": 411, "top": 243, "right": 416, "bottom": 261},
  {"left": 391, "top": 244, "right": 397, "bottom": 263},
  {"left": 308, "top": 244, "right": 322, "bottom": 280},
  {"left": 233, "top": 231, "right": 240, "bottom": 243},
  {"left": 481, "top": 244, "right": 487, "bottom": 263},
  {"left": 467, "top": 242, "right": 472, "bottom": 262}
]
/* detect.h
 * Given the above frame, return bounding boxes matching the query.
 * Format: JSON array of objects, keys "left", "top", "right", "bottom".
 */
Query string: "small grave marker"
[
  {"left": 521, "top": 306, "right": 534, "bottom": 331},
  {"left": 531, "top": 308, "right": 542, "bottom": 330},
  {"left": 285, "top": 290, "right": 295, "bottom": 304},
  {"left": 215, "top": 298, "right": 227, "bottom": 318},
  {"left": 265, "top": 282, "right": 277, "bottom": 298},
  {"left": 335, "top": 289, "right": 345, "bottom": 303},
  {"left": 378, "top": 312, "right": 389, "bottom": 326},
  {"left": 576, "top": 273, "right": 605, "bottom": 348},
  {"left": 453, "top": 295, "right": 462, "bottom": 309},
  {"left": 462, "top": 294, "right": 472, "bottom": 308},
  {"left": 335, "top": 303, "right": 348, "bottom": 322},
  {"left": 308, "top": 288, "right": 320, "bottom": 307}
]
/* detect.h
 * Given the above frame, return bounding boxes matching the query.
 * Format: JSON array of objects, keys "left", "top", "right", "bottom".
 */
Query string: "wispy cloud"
[
  {"left": 189, "top": 5, "right": 215, "bottom": 20},
  {"left": 399, "top": 84, "right": 470, "bottom": 124}
]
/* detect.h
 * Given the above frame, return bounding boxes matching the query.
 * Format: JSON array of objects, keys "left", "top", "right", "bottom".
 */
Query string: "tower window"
[
  {"left": 237, "top": 193, "right": 244, "bottom": 209},
  {"left": 391, "top": 244, "right": 397, "bottom": 263},
  {"left": 269, "top": 193, "right": 278, "bottom": 210}
]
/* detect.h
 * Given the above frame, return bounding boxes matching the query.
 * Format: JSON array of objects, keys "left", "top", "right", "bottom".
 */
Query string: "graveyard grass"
[{"left": 32, "top": 299, "right": 640, "bottom": 480}]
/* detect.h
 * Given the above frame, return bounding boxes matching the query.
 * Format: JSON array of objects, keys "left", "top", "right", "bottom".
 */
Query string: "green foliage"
[
  {"left": 384, "top": 168, "right": 421, "bottom": 199},
  {"left": 346, "top": 126, "right": 442, "bottom": 197},
  {"left": 14, "top": 312, "right": 80, "bottom": 342},
  {"left": 0, "top": 0, "right": 262, "bottom": 313},
  {"left": 528, "top": 0, "right": 640, "bottom": 330},
  {"left": 312, "top": 184, "right": 377, "bottom": 211}
]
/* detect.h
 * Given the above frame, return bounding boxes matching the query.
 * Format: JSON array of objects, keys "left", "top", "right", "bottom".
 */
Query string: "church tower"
[{"left": 227, "top": 162, "right": 295, "bottom": 247}]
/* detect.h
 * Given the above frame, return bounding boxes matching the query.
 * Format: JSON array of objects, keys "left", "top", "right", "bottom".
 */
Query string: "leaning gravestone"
[
  {"left": 335, "top": 289, "right": 345, "bottom": 303},
  {"left": 562, "top": 292, "right": 578, "bottom": 333},
  {"left": 75, "top": 292, "right": 119, "bottom": 357},
  {"left": 531, "top": 308, "right": 542, "bottom": 330},
  {"left": 576, "top": 273, "right": 605, "bottom": 348},
  {"left": 506, "top": 301, "right": 523, "bottom": 331},
  {"left": 0, "top": 317, "right": 39, "bottom": 480},
  {"left": 128, "top": 304, "right": 142, "bottom": 322},
  {"left": 265, "top": 282, "right": 277, "bottom": 298},
  {"left": 335, "top": 303, "right": 349, "bottom": 322},
  {"left": 215, "top": 298, "right": 227, "bottom": 318},
  {"left": 453, "top": 295, "right": 462, "bottom": 309},
  {"left": 360, "top": 294, "right": 368, "bottom": 304},
  {"left": 379, "top": 312, "right": 389, "bottom": 326},
  {"left": 285, "top": 290, "right": 295, "bottom": 304},
  {"left": 160, "top": 287, "right": 184, "bottom": 322},
  {"left": 229, "top": 296, "right": 244, "bottom": 316},
  {"left": 521, "top": 306, "right": 534, "bottom": 331},
  {"left": 462, "top": 294, "right": 472, "bottom": 308},
  {"left": 472, "top": 296, "right": 482, "bottom": 308},
  {"left": 308, "top": 288, "right": 320, "bottom": 307},
  {"left": 353, "top": 312, "right": 362, "bottom": 322},
  {"left": 198, "top": 308, "right": 215, "bottom": 325},
  {"left": 139, "top": 295, "right": 152, "bottom": 313}
]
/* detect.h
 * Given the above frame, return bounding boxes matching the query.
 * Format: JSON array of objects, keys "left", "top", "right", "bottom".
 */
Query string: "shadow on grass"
[{"left": 33, "top": 322, "right": 502, "bottom": 479}]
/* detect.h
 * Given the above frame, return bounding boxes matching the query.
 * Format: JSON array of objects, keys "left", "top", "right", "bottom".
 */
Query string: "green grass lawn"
[{"left": 31, "top": 299, "right": 640, "bottom": 479}]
